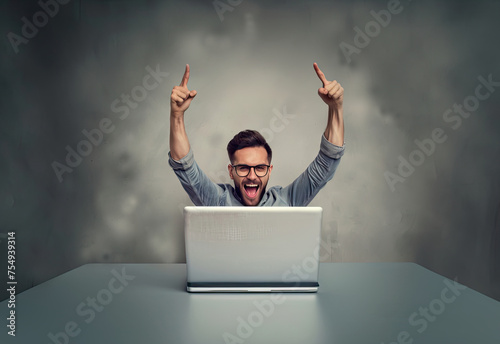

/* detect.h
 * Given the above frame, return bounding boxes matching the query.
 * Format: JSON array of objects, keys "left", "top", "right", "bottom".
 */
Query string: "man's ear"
[
  {"left": 268, "top": 164, "right": 273, "bottom": 176},
  {"left": 228, "top": 164, "right": 234, "bottom": 180}
]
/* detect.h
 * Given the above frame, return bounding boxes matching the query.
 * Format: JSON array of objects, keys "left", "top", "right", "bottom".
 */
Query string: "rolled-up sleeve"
[
  {"left": 320, "top": 134, "right": 345, "bottom": 160},
  {"left": 282, "top": 135, "right": 344, "bottom": 206},
  {"left": 168, "top": 149, "right": 223, "bottom": 206},
  {"left": 169, "top": 149, "right": 195, "bottom": 170}
]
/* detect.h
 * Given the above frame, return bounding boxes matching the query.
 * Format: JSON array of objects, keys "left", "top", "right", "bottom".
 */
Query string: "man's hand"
[
  {"left": 169, "top": 64, "right": 196, "bottom": 160},
  {"left": 314, "top": 62, "right": 343, "bottom": 113},
  {"left": 170, "top": 64, "right": 197, "bottom": 116},
  {"left": 313, "top": 62, "right": 344, "bottom": 146}
]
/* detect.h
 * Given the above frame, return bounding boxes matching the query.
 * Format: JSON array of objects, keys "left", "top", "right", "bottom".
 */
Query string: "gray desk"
[{"left": 1, "top": 263, "right": 499, "bottom": 343}]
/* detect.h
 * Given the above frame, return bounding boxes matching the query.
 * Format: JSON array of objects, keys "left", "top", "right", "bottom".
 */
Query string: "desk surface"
[{"left": 1, "top": 263, "right": 499, "bottom": 344}]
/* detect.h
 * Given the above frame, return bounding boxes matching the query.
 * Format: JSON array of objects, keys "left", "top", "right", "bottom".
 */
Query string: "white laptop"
[{"left": 184, "top": 206, "right": 323, "bottom": 292}]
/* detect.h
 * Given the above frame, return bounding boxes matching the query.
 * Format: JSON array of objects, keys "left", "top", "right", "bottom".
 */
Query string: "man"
[{"left": 169, "top": 63, "right": 344, "bottom": 206}]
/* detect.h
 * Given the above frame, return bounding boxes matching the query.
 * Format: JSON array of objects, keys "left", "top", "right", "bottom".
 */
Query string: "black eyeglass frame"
[{"left": 231, "top": 164, "right": 271, "bottom": 177}]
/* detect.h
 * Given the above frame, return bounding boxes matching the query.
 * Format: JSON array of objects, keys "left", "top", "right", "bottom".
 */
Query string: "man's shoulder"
[
  {"left": 258, "top": 185, "right": 290, "bottom": 206},
  {"left": 266, "top": 185, "right": 283, "bottom": 193}
]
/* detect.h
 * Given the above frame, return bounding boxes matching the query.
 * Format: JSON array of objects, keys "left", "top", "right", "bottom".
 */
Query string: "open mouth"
[{"left": 243, "top": 184, "right": 259, "bottom": 198}]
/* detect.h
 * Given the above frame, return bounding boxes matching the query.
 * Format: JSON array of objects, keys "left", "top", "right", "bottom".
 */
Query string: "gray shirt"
[{"left": 168, "top": 135, "right": 344, "bottom": 206}]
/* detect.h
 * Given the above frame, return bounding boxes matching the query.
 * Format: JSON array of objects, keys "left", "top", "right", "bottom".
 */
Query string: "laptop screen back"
[{"left": 184, "top": 206, "right": 323, "bottom": 285}]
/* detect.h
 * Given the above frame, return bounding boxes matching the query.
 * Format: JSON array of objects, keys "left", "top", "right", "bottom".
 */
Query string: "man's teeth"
[{"left": 245, "top": 184, "right": 258, "bottom": 187}]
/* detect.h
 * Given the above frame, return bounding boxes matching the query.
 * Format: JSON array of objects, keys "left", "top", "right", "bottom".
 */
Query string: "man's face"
[{"left": 228, "top": 146, "right": 273, "bottom": 206}]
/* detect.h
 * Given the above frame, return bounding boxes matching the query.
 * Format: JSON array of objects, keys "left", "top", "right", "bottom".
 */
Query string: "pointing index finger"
[
  {"left": 313, "top": 62, "right": 328, "bottom": 87},
  {"left": 180, "top": 64, "right": 190, "bottom": 87}
]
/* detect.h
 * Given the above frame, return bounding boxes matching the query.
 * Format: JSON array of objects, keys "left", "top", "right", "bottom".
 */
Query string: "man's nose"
[{"left": 247, "top": 167, "right": 258, "bottom": 179}]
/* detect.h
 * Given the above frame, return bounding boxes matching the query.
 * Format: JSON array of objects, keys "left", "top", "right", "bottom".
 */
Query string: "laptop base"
[{"left": 186, "top": 282, "right": 319, "bottom": 293}]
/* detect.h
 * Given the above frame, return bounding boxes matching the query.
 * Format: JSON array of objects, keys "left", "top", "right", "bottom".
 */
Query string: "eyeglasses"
[{"left": 231, "top": 164, "right": 270, "bottom": 177}]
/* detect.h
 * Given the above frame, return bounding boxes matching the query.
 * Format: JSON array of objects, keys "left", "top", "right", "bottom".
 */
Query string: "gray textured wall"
[{"left": 1, "top": 0, "right": 499, "bottom": 302}]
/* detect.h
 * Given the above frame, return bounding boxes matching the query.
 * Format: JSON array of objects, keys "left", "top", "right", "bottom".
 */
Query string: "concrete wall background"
[{"left": 1, "top": 0, "right": 499, "bottom": 301}]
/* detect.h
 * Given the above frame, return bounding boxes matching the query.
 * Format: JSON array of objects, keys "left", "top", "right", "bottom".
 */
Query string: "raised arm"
[
  {"left": 313, "top": 62, "right": 344, "bottom": 147},
  {"left": 169, "top": 64, "right": 197, "bottom": 160}
]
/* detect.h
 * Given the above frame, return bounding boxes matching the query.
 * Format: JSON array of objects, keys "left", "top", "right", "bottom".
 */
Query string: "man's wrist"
[
  {"left": 328, "top": 105, "right": 343, "bottom": 116},
  {"left": 170, "top": 110, "right": 185, "bottom": 119}
]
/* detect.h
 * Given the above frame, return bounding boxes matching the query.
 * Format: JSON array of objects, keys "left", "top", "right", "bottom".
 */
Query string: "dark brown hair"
[{"left": 227, "top": 130, "right": 272, "bottom": 164}]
